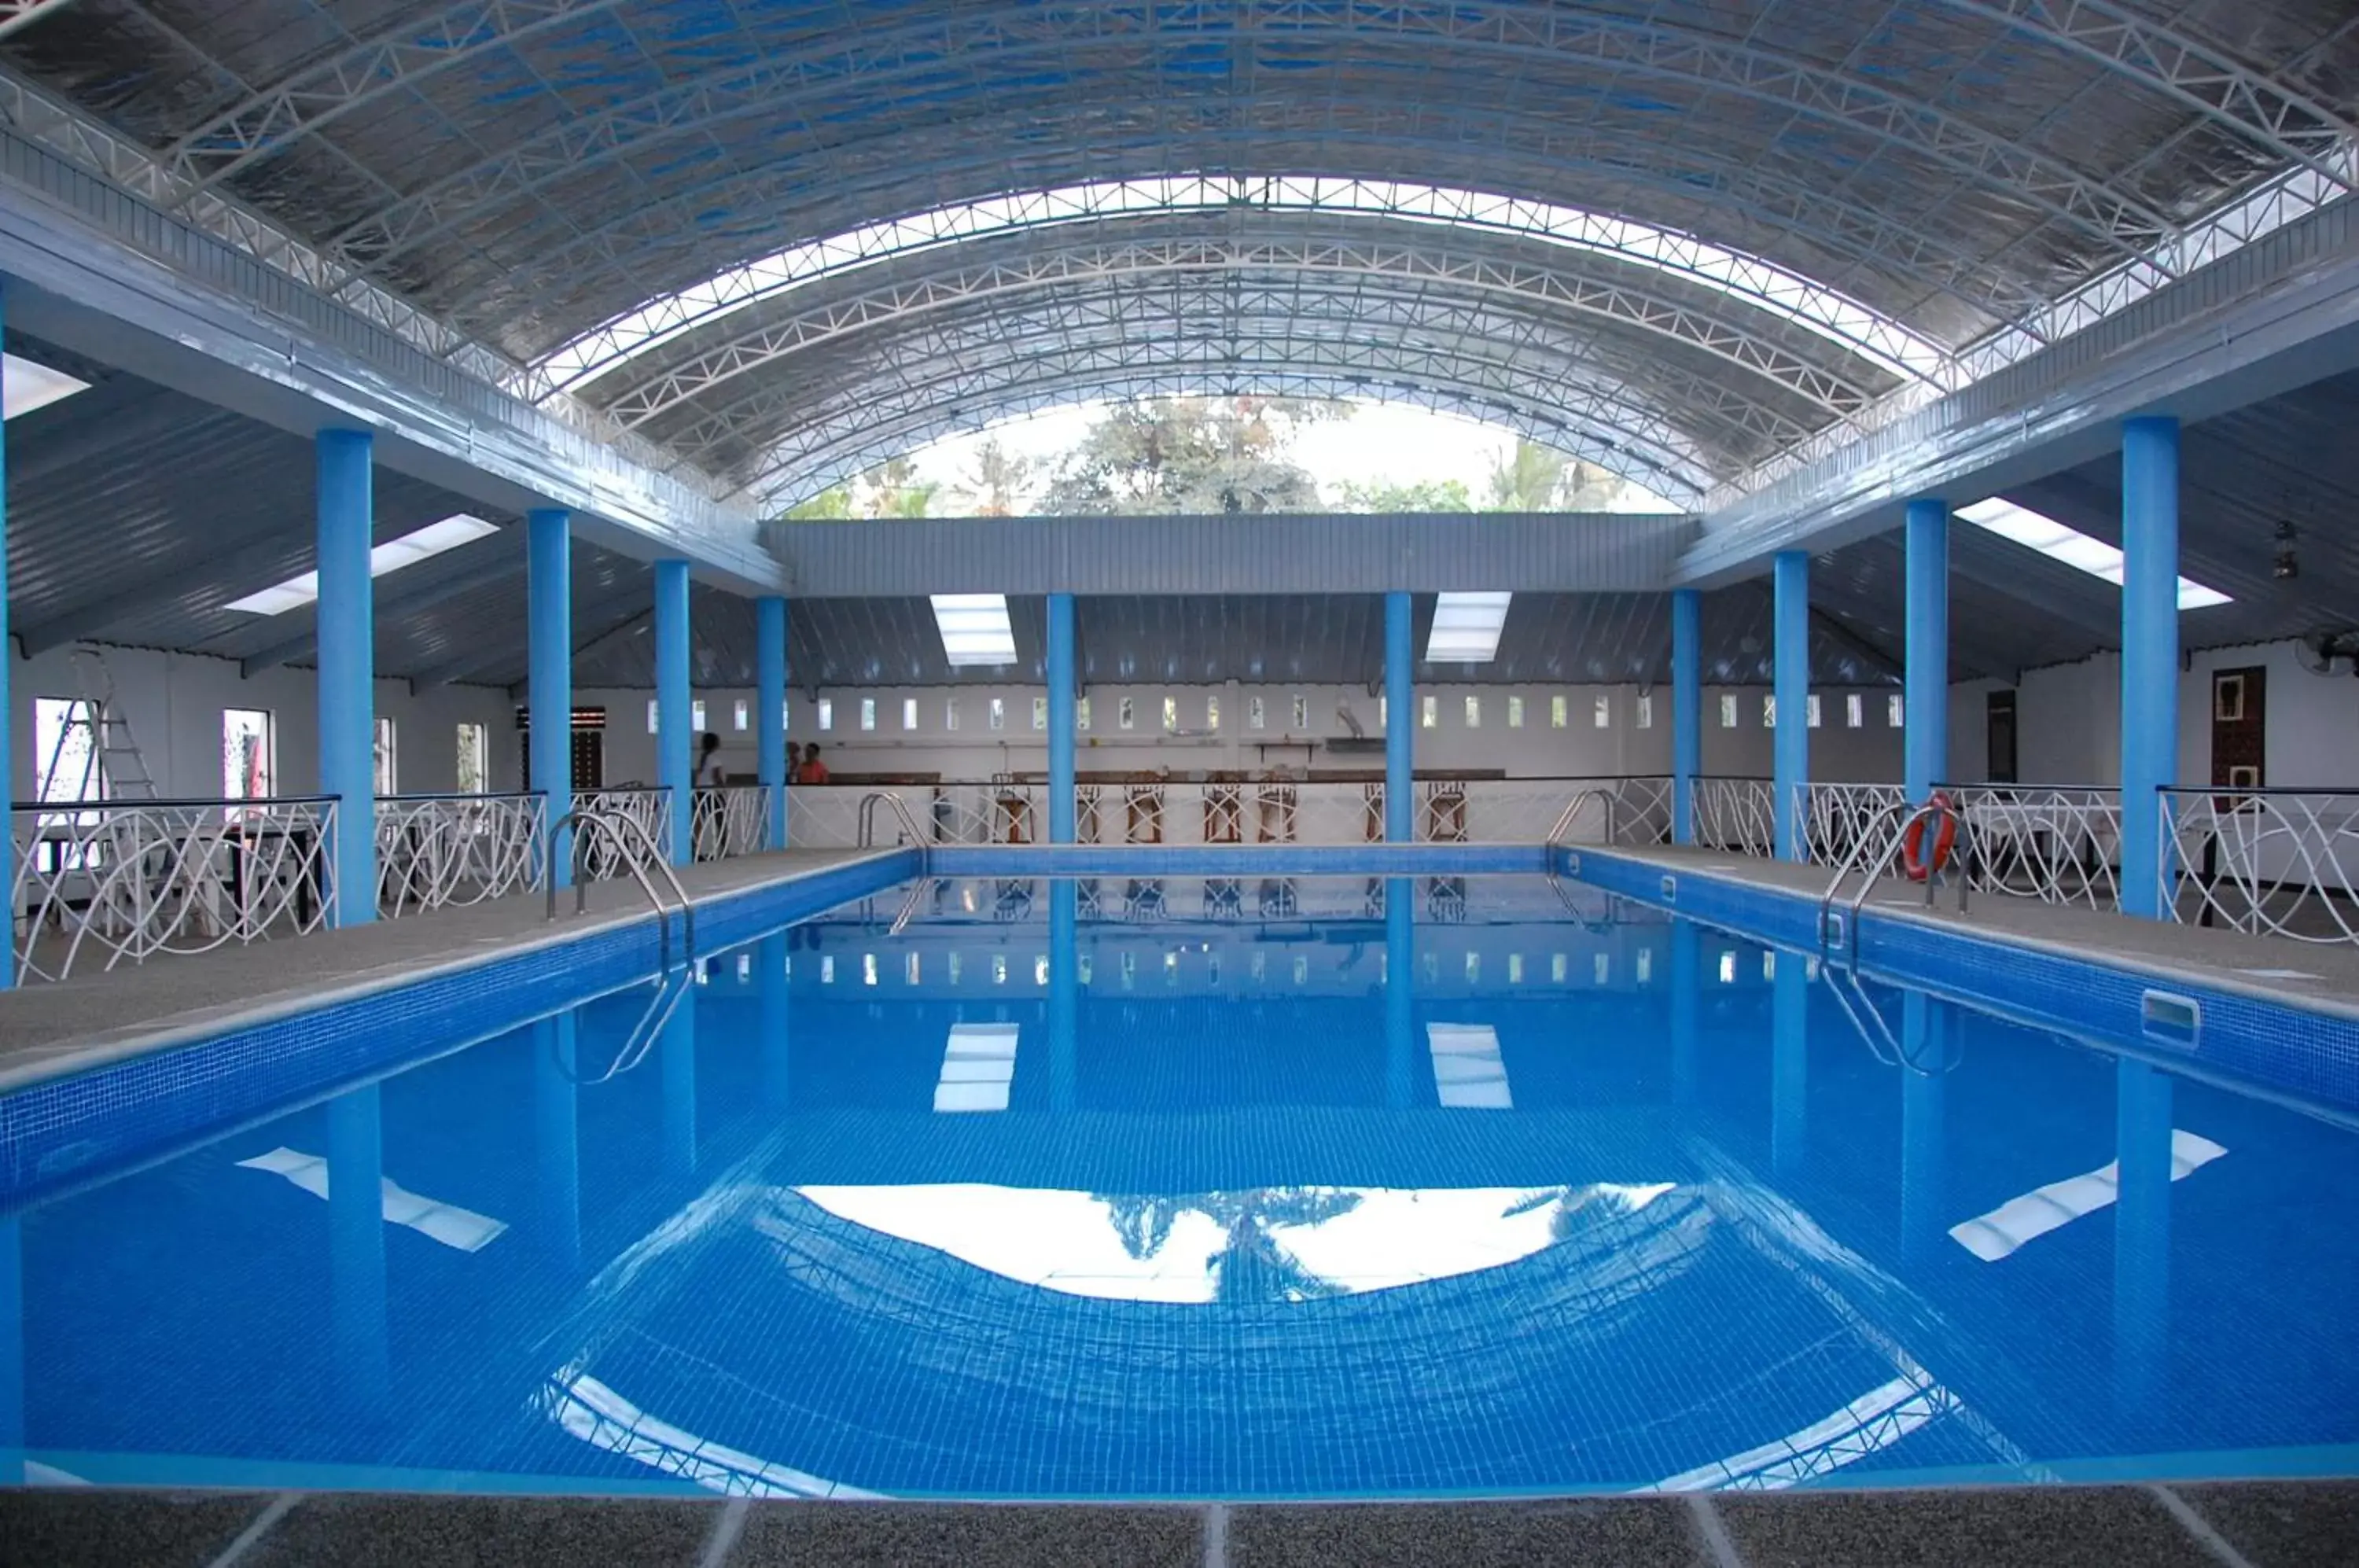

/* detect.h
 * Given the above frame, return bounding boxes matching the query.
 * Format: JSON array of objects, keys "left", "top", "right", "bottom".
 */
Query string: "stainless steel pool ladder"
[
  {"left": 1543, "top": 786, "right": 1618, "bottom": 922},
  {"left": 558, "top": 963, "right": 696, "bottom": 1086},
  {"left": 546, "top": 806, "right": 696, "bottom": 971},
  {"left": 1816, "top": 797, "right": 1969, "bottom": 1077},
  {"left": 857, "top": 790, "right": 924, "bottom": 848}
]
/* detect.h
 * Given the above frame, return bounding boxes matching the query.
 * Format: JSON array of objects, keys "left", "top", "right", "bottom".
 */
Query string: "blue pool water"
[{"left": 5, "top": 872, "right": 2359, "bottom": 1498}]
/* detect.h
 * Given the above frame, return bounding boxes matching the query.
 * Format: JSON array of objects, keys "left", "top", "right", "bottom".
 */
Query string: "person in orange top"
[{"left": 795, "top": 742, "right": 830, "bottom": 785}]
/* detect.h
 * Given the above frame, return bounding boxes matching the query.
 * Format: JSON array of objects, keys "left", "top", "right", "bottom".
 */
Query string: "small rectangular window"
[
  {"left": 1421, "top": 695, "right": 1438, "bottom": 729},
  {"left": 691, "top": 698, "right": 707, "bottom": 732},
  {"left": 1594, "top": 694, "right": 1610, "bottom": 729},
  {"left": 1551, "top": 952, "right": 1568, "bottom": 983},
  {"left": 1249, "top": 696, "right": 1265, "bottom": 730},
  {"left": 1292, "top": 695, "right": 1308, "bottom": 729},
  {"left": 782, "top": 700, "right": 790, "bottom": 733},
  {"left": 1595, "top": 952, "right": 1612, "bottom": 985},
  {"left": 1161, "top": 695, "right": 1176, "bottom": 732},
  {"left": 733, "top": 698, "right": 749, "bottom": 731},
  {"left": 1720, "top": 694, "right": 1738, "bottom": 728},
  {"left": 1507, "top": 952, "right": 1524, "bottom": 984},
  {"left": 222, "top": 708, "right": 275, "bottom": 800},
  {"left": 946, "top": 698, "right": 961, "bottom": 731},
  {"left": 1888, "top": 694, "right": 1905, "bottom": 727},
  {"left": 990, "top": 697, "right": 1006, "bottom": 731},
  {"left": 1032, "top": 695, "right": 1047, "bottom": 730},
  {"left": 1551, "top": 694, "right": 1568, "bottom": 729},
  {"left": 1377, "top": 694, "right": 1387, "bottom": 728},
  {"left": 1763, "top": 694, "right": 1776, "bottom": 727},
  {"left": 1636, "top": 694, "right": 1654, "bottom": 729},
  {"left": 1119, "top": 696, "right": 1135, "bottom": 730},
  {"left": 1464, "top": 951, "right": 1481, "bottom": 983},
  {"left": 455, "top": 723, "right": 488, "bottom": 793},
  {"left": 372, "top": 716, "right": 396, "bottom": 795},
  {"left": 903, "top": 697, "right": 919, "bottom": 730},
  {"left": 1077, "top": 696, "right": 1091, "bottom": 731},
  {"left": 816, "top": 698, "right": 834, "bottom": 731},
  {"left": 646, "top": 698, "right": 660, "bottom": 734},
  {"left": 1846, "top": 693, "right": 1864, "bottom": 728},
  {"left": 1718, "top": 951, "right": 1736, "bottom": 984},
  {"left": 1507, "top": 695, "right": 1524, "bottom": 728},
  {"left": 1636, "top": 948, "right": 1653, "bottom": 985},
  {"left": 1806, "top": 694, "right": 1822, "bottom": 728},
  {"left": 1205, "top": 694, "right": 1220, "bottom": 730},
  {"left": 859, "top": 697, "right": 877, "bottom": 731},
  {"left": 1465, "top": 695, "right": 1481, "bottom": 728}
]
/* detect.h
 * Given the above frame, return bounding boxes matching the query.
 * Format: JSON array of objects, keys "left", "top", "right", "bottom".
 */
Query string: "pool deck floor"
[
  {"left": 3, "top": 1480, "right": 2353, "bottom": 1566},
  {"left": 1603, "top": 843, "right": 2359, "bottom": 1018},
  {"left": 0, "top": 848, "right": 892, "bottom": 1094}
]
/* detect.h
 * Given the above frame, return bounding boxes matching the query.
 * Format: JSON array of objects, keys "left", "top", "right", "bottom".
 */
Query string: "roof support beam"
[{"left": 238, "top": 538, "right": 522, "bottom": 679}]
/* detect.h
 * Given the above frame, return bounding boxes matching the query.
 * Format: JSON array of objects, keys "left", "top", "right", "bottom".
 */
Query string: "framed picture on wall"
[{"left": 2214, "top": 672, "right": 2247, "bottom": 722}]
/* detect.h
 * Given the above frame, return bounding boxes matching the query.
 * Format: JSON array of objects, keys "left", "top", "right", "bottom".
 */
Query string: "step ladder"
[{"left": 40, "top": 647, "right": 157, "bottom": 803}]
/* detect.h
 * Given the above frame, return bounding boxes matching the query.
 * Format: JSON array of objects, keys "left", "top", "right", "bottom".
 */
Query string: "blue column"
[
  {"left": 1047, "top": 592, "right": 1077, "bottom": 843},
  {"left": 1384, "top": 591, "right": 1413, "bottom": 843},
  {"left": 1049, "top": 879, "right": 1078, "bottom": 1109},
  {"left": 1385, "top": 876, "right": 1415, "bottom": 1106},
  {"left": 2114, "top": 1057, "right": 2173, "bottom": 1410},
  {"left": 655, "top": 558, "right": 693, "bottom": 866},
  {"left": 316, "top": 429, "right": 376, "bottom": 927},
  {"left": 1900, "top": 995, "right": 1948, "bottom": 1268},
  {"left": 1669, "top": 922, "right": 1698, "bottom": 1107},
  {"left": 1671, "top": 588, "right": 1701, "bottom": 845},
  {"left": 327, "top": 1084, "right": 389, "bottom": 1407},
  {"left": 758, "top": 932, "right": 792, "bottom": 1110},
  {"left": 1772, "top": 550, "right": 1810, "bottom": 861},
  {"left": 528, "top": 509, "right": 573, "bottom": 889},
  {"left": 0, "top": 295, "right": 13, "bottom": 991},
  {"left": 535, "top": 1012, "right": 581, "bottom": 1272},
  {"left": 1904, "top": 499, "right": 1949, "bottom": 802},
  {"left": 1771, "top": 953, "right": 1808, "bottom": 1173},
  {"left": 756, "top": 595, "right": 788, "bottom": 850},
  {"left": 2121, "top": 417, "right": 2180, "bottom": 920}
]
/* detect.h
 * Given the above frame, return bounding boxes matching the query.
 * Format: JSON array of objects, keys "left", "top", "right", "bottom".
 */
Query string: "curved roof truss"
[
  {"left": 535, "top": 175, "right": 1959, "bottom": 398},
  {"left": 591, "top": 230, "right": 1895, "bottom": 439}
]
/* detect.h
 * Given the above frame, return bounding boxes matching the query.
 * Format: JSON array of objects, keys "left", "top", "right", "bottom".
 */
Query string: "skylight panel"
[
  {"left": 1425, "top": 591, "right": 1511, "bottom": 663},
  {"left": 930, "top": 593, "right": 1018, "bottom": 666},
  {"left": 4, "top": 352, "right": 88, "bottom": 420},
  {"left": 1956, "top": 499, "right": 2229, "bottom": 610},
  {"left": 224, "top": 513, "right": 500, "bottom": 616}
]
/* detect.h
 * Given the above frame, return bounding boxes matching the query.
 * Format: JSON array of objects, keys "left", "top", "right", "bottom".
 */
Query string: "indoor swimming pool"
[{"left": 4, "top": 872, "right": 2357, "bottom": 1500}]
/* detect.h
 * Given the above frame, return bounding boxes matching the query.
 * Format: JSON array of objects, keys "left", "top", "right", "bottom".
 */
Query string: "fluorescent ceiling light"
[
  {"left": 1956, "top": 498, "right": 2230, "bottom": 610},
  {"left": 225, "top": 513, "right": 501, "bottom": 616},
  {"left": 1426, "top": 591, "right": 1512, "bottom": 662},
  {"left": 930, "top": 593, "right": 1018, "bottom": 666},
  {"left": 5, "top": 352, "right": 88, "bottom": 420}
]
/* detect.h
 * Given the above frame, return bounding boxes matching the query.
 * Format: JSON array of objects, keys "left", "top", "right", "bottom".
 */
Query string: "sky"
[{"left": 897, "top": 397, "right": 1678, "bottom": 513}]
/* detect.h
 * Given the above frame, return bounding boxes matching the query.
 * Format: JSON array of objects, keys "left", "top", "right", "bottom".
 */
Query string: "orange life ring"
[{"left": 1901, "top": 792, "right": 1958, "bottom": 882}]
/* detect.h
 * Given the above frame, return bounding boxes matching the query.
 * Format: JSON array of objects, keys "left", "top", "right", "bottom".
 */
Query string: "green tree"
[
  {"left": 1040, "top": 396, "right": 1338, "bottom": 515},
  {"left": 1331, "top": 477, "right": 1474, "bottom": 513},
  {"left": 784, "top": 484, "right": 854, "bottom": 520},
  {"left": 859, "top": 455, "right": 937, "bottom": 518},
  {"left": 1485, "top": 440, "right": 1570, "bottom": 510},
  {"left": 956, "top": 435, "right": 1036, "bottom": 516},
  {"left": 1099, "top": 1187, "right": 1365, "bottom": 1303}
]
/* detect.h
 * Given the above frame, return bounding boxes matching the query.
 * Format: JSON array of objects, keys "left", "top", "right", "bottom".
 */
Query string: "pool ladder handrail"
[
  {"left": 1543, "top": 787, "right": 1618, "bottom": 923},
  {"left": 546, "top": 806, "right": 696, "bottom": 970},
  {"left": 556, "top": 964, "right": 697, "bottom": 1087},
  {"left": 1816, "top": 797, "right": 1970, "bottom": 1078},
  {"left": 857, "top": 790, "right": 925, "bottom": 848}
]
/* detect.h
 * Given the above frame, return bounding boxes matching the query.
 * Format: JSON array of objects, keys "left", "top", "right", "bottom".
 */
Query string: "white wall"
[
  {"left": 13, "top": 644, "right": 521, "bottom": 801},
  {"left": 580, "top": 678, "right": 1908, "bottom": 784}
]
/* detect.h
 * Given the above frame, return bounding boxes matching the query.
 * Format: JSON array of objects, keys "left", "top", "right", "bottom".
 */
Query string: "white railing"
[
  {"left": 2164, "top": 788, "right": 2359, "bottom": 944},
  {"left": 692, "top": 785, "right": 773, "bottom": 860},
  {"left": 375, "top": 792, "right": 547, "bottom": 918},
  {"left": 1950, "top": 784, "right": 2121, "bottom": 911},
  {"left": 1689, "top": 777, "right": 1777, "bottom": 856},
  {"left": 576, "top": 788, "right": 674, "bottom": 882},
  {"left": 13, "top": 796, "right": 337, "bottom": 982},
  {"left": 1797, "top": 781, "right": 1909, "bottom": 867}
]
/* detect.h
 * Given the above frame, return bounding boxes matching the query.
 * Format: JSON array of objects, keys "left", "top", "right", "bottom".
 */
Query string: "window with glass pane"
[
  {"left": 1377, "top": 694, "right": 1387, "bottom": 727},
  {"left": 1507, "top": 695, "right": 1523, "bottom": 728},
  {"left": 1421, "top": 695, "right": 1437, "bottom": 728},
  {"left": 990, "top": 697, "right": 1006, "bottom": 731},
  {"left": 945, "top": 698, "right": 959, "bottom": 731},
  {"left": 222, "top": 709, "right": 274, "bottom": 800},
  {"left": 732, "top": 698, "right": 748, "bottom": 731},
  {"left": 1077, "top": 696, "right": 1091, "bottom": 731},
  {"left": 373, "top": 716, "right": 396, "bottom": 794},
  {"left": 646, "top": 698, "right": 659, "bottom": 734},
  {"left": 903, "top": 697, "right": 919, "bottom": 730},
  {"left": 859, "top": 698, "right": 876, "bottom": 731},
  {"left": 1594, "top": 694, "right": 1610, "bottom": 728},
  {"left": 816, "top": 698, "right": 833, "bottom": 731},
  {"left": 1806, "top": 694, "right": 1823, "bottom": 728},
  {"left": 1846, "top": 693, "right": 1864, "bottom": 727},
  {"left": 691, "top": 698, "right": 706, "bottom": 731},
  {"left": 1720, "top": 694, "right": 1738, "bottom": 727},
  {"left": 1032, "top": 695, "right": 1047, "bottom": 730},
  {"left": 1205, "top": 694, "right": 1220, "bottom": 729},
  {"left": 1889, "top": 694, "right": 1904, "bottom": 727},
  {"left": 1119, "top": 697, "right": 1135, "bottom": 730},
  {"left": 1550, "top": 694, "right": 1568, "bottom": 728},
  {"left": 1636, "top": 694, "right": 1654, "bottom": 728},
  {"left": 1291, "top": 695, "right": 1308, "bottom": 729},
  {"left": 1763, "top": 694, "right": 1776, "bottom": 727},
  {"left": 456, "top": 723, "right": 488, "bottom": 793},
  {"left": 1248, "top": 696, "right": 1264, "bottom": 730},
  {"left": 1465, "top": 694, "right": 1481, "bottom": 727},
  {"left": 1161, "top": 696, "right": 1176, "bottom": 732}
]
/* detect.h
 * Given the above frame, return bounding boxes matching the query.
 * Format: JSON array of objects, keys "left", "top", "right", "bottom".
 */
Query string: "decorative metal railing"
[
  {"left": 576, "top": 787, "right": 674, "bottom": 882},
  {"left": 691, "top": 785, "right": 772, "bottom": 861},
  {"left": 12, "top": 796, "right": 337, "bottom": 982},
  {"left": 1796, "top": 782, "right": 1909, "bottom": 867},
  {"left": 1688, "top": 777, "right": 1778, "bottom": 856},
  {"left": 375, "top": 792, "right": 547, "bottom": 918},
  {"left": 2163, "top": 787, "right": 2359, "bottom": 944},
  {"left": 1947, "top": 784, "right": 2121, "bottom": 911}
]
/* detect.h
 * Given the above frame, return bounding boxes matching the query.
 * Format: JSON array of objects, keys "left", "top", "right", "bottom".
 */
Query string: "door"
[
  {"left": 1985, "top": 690, "right": 2017, "bottom": 785},
  {"left": 517, "top": 706, "right": 609, "bottom": 792},
  {"left": 2211, "top": 666, "right": 2265, "bottom": 792}
]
